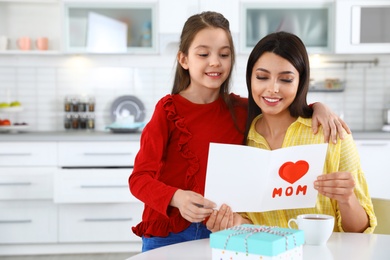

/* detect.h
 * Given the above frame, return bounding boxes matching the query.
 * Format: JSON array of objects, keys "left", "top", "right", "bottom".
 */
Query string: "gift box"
[{"left": 210, "top": 224, "right": 304, "bottom": 260}]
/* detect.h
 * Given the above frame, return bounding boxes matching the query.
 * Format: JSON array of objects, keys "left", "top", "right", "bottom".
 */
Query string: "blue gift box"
[{"left": 210, "top": 224, "right": 304, "bottom": 259}]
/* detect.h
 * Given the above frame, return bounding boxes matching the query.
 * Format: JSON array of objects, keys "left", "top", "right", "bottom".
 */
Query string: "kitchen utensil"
[
  {"left": 110, "top": 95, "right": 145, "bottom": 123},
  {"left": 17, "top": 37, "right": 31, "bottom": 50},
  {"left": 36, "top": 37, "right": 49, "bottom": 50},
  {"left": 106, "top": 122, "right": 145, "bottom": 133}
]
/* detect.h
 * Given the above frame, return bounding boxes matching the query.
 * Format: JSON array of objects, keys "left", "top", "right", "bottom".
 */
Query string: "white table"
[{"left": 126, "top": 232, "right": 390, "bottom": 260}]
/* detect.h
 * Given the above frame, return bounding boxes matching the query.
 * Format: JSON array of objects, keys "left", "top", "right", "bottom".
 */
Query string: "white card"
[{"left": 204, "top": 143, "right": 328, "bottom": 212}]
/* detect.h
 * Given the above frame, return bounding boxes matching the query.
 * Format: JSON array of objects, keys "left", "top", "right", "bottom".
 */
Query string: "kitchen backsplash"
[{"left": 0, "top": 53, "right": 389, "bottom": 132}]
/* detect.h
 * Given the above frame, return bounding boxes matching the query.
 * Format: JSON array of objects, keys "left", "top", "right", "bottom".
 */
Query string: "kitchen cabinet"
[
  {"left": 355, "top": 140, "right": 390, "bottom": 200},
  {"left": 0, "top": 140, "right": 142, "bottom": 256},
  {"left": 0, "top": 0, "right": 157, "bottom": 55},
  {"left": 335, "top": 0, "right": 390, "bottom": 53},
  {"left": 63, "top": 2, "right": 158, "bottom": 54},
  {"left": 240, "top": 1, "right": 334, "bottom": 54},
  {"left": 0, "top": 142, "right": 58, "bottom": 244},
  {"left": 55, "top": 141, "right": 142, "bottom": 247},
  {"left": 0, "top": 1, "right": 61, "bottom": 54}
]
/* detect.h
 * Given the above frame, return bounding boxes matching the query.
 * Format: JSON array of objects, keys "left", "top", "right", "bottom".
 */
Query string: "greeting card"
[{"left": 204, "top": 143, "right": 328, "bottom": 212}]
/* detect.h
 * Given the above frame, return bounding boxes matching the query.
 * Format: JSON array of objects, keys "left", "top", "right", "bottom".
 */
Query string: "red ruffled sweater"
[{"left": 129, "top": 93, "right": 247, "bottom": 238}]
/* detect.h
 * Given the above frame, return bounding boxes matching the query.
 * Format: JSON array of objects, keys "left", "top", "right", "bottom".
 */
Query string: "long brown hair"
[{"left": 244, "top": 31, "right": 313, "bottom": 140}]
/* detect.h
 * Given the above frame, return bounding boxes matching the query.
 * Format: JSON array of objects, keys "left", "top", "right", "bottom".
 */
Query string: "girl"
[
  {"left": 206, "top": 31, "right": 376, "bottom": 234},
  {"left": 129, "top": 12, "right": 350, "bottom": 252}
]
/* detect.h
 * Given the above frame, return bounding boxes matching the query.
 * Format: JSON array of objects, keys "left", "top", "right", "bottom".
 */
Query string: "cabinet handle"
[
  {"left": 0, "top": 182, "right": 32, "bottom": 186},
  {"left": 83, "top": 218, "right": 133, "bottom": 222},
  {"left": 359, "top": 143, "right": 388, "bottom": 147},
  {"left": 0, "top": 153, "right": 32, "bottom": 156},
  {"left": 83, "top": 153, "right": 133, "bottom": 156},
  {"left": 0, "top": 220, "right": 32, "bottom": 224},
  {"left": 80, "top": 185, "right": 127, "bottom": 189}
]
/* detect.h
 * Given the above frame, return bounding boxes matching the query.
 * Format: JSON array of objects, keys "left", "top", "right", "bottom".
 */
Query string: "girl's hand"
[
  {"left": 314, "top": 172, "right": 356, "bottom": 204},
  {"left": 311, "top": 102, "right": 351, "bottom": 144},
  {"left": 206, "top": 204, "right": 251, "bottom": 232},
  {"left": 206, "top": 204, "right": 233, "bottom": 232},
  {"left": 170, "top": 189, "right": 216, "bottom": 223}
]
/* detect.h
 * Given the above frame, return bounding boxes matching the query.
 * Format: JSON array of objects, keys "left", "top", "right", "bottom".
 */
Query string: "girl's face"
[
  {"left": 179, "top": 28, "right": 232, "bottom": 92},
  {"left": 251, "top": 52, "right": 299, "bottom": 116}
]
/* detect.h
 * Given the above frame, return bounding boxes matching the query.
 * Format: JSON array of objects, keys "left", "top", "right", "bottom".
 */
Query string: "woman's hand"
[
  {"left": 314, "top": 172, "right": 369, "bottom": 232},
  {"left": 169, "top": 189, "right": 216, "bottom": 223},
  {"left": 206, "top": 204, "right": 251, "bottom": 232},
  {"left": 311, "top": 102, "right": 351, "bottom": 144},
  {"left": 314, "top": 172, "right": 356, "bottom": 203}
]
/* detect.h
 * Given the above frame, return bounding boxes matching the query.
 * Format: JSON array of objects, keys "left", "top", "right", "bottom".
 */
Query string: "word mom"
[{"left": 272, "top": 185, "right": 307, "bottom": 198}]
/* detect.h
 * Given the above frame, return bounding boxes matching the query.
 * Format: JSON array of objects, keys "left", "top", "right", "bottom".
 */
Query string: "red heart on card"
[{"left": 278, "top": 160, "right": 309, "bottom": 184}]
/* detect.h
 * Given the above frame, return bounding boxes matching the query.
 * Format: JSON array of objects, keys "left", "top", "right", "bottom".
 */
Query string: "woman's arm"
[
  {"left": 314, "top": 171, "right": 370, "bottom": 232},
  {"left": 311, "top": 102, "right": 351, "bottom": 144}
]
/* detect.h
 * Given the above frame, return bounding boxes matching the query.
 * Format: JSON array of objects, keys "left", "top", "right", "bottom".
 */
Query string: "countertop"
[
  {"left": 0, "top": 130, "right": 142, "bottom": 142},
  {"left": 0, "top": 130, "right": 389, "bottom": 142}
]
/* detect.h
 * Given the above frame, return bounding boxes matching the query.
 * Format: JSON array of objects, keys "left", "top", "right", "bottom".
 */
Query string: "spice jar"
[
  {"left": 64, "top": 114, "right": 71, "bottom": 129},
  {"left": 72, "top": 97, "right": 79, "bottom": 112},
  {"left": 79, "top": 114, "right": 87, "bottom": 129},
  {"left": 87, "top": 114, "right": 95, "bottom": 130},
  {"left": 64, "top": 96, "right": 72, "bottom": 112},
  {"left": 79, "top": 96, "right": 87, "bottom": 112},
  {"left": 88, "top": 96, "right": 95, "bottom": 112},
  {"left": 71, "top": 114, "right": 79, "bottom": 129}
]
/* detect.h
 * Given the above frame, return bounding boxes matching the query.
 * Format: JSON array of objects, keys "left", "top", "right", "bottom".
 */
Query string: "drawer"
[
  {"left": 0, "top": 142, "right": 57, "bottom": 166},
  {"left": 58, "top": 141, "right": 140, "bottom": 167},
  {"left": 0, "top": 201, "right": 57, "bottom": 244},
  {"left": 58, "top": 203, "right": 143, "bottom": 243},
  {"left": 54, "top": 168, "right": 139, "bottom": 203},
  {"left": 0, "top": 167, "right": 54, "bottom": 200}
]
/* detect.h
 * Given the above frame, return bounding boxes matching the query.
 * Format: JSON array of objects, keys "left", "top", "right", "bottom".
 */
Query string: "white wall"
[{"left": 0, "top": 52, "right": 389, "bottom": 132}]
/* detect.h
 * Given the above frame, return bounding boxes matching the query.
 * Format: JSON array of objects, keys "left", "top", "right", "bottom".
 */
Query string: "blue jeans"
[{"left": 141, "top": 222, "right": 211, "bottom": 252}]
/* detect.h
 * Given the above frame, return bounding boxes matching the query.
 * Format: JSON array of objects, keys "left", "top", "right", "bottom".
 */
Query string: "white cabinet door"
[
  {"left": 0, "top": 167, "right": 54, "bottom": 200},
  {"left": 0, "top": 142, "right": 57, "bottom": 166},
  {"left": 240, "top": 2, "right": 334, "bottom": 54},
  {"left": 63, "top": 2, "right": 158, "bottom": 54},
  {"left": 58, "top": 141, "right": 139, "bottom": 167},
  {"left": 0, "top": 201, "right": 57, "bottom": 244},
  {"left": 58, "top": 203, "right": 143, "bottom": 242},
  {"left": 355, "top": 140, "right": 390, "bottom": 199},
  {"left": 54, "top": 168, "right": 139, "bottom": 203}
]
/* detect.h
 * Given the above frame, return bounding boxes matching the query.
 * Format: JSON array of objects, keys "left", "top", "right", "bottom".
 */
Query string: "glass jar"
[
  {"left": 88, "top": 96, "right": 95, "bottom": 112},
  {"left": 79, "top": 96, "right": 87, "bottom": 112},
  {"left": 64, "top": 114, "right": 71, "bottom": 129},
  {"left": 71, "top": 113, "right": 79, "bottom": 129},
  {"left": 87, "top": 114, "right": 95, "bottom": 130},
  {"left": 64, "top": 96, "right": 72, "bottom": 112},
  {"left": 72, "top": 97, "right": 79, "bottom": 112},
  {"left": 79, "top": 114, "right": 87, "bottom": 129}
]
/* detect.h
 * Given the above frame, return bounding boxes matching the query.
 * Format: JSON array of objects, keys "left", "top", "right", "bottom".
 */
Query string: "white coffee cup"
[{"left": 288, "top": 214, "right": 334, "bottom": 245}]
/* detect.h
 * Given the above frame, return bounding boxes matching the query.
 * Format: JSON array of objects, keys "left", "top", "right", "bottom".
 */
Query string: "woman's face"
[{"left": 251, "top": 52, "right": 299, "bottom": 116}]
